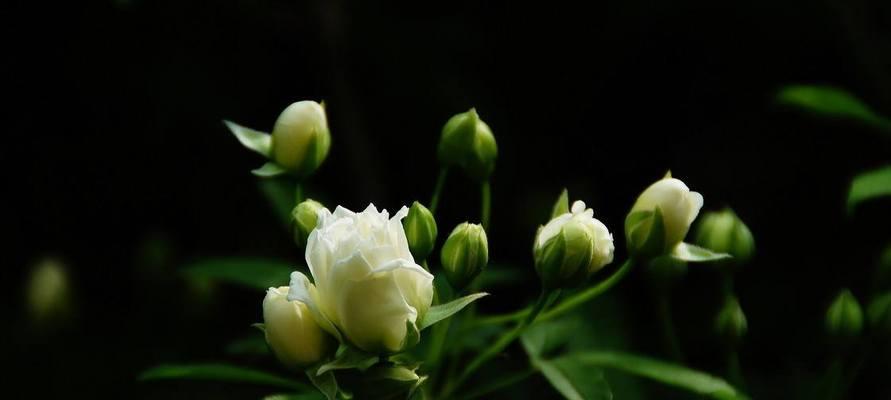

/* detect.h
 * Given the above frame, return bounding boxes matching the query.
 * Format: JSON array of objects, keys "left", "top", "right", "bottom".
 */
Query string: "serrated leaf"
[
  {"left": 671, "top": 243, "right": 732, "bottom": 263},
  {"left": 254, "top": 162, "right": 289, "bottom": 177},
  {"left": 535, "top": 357, "right": 613, "bottom": 400},
  {"left": 306, "top": 366, "right": 339, "bottom": 400},
  {"left": 571, "top": 351, "right": 747, "bottom": 400},
  {"left": 418, "top": 292, "right": 489, "bottom": 330},
  {"left": 551, "top": 188, "right": 570, "bottom": 219},
  {"left": 316, "top": 345, "right": 379, "bottom": 376},
  {"left": 847, "top": 165, "right": 891, "bottom": 213},
  {"left": 139, "top": 363, "right": 308, "bottom": 391},
  {"left": 225, "top": 120, "right": 272, "bottom": 156},
  {"left": 180, "top": 258, "right": 294, "bottom": 290},
  {"left": 776, "top": 85, "right": 891, "bottom": 131}
]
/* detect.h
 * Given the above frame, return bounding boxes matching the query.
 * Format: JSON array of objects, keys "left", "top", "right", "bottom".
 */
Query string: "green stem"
[
  {"left": 480, "top": 180, "right": 491, "bottom": 231},
  {"left": 427, "top": 289, "right": 453, "bottom": 370},
  {"left": 294, "top": 182, "right": 304, "bottom": 206},
  {"left": 657, "top": 293, "right": 684, "bottom": 362},
  {"left": 440, "top": 289, "right": 556, "bottom": 399},
  {"left": 430, "top": 167, "right": 449, "bottom": 214},
  {"left": 459, "top": 367, "right": 537, "bottom": 400},
  {"left": 727, "top": 349, "right": 745, "bottom": 390}
]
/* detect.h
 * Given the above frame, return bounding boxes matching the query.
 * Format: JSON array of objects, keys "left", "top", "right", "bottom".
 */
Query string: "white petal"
[{"left": 287, "top": 271, "right": 342, "bottom": 342}]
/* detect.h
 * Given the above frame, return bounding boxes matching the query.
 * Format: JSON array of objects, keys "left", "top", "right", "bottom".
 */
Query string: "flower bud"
[
  {"left": 271, "top": 101, "right": 331, "bottom": 178},
  {"left": 440, "top": 222, "right": 488, "bottom": 290},
  {"left": 292, "top": 199, "right": 325, "bottom": 248},
  {"left": 867, "top": 292, "right": 891, "bottom": 335},
  {"left": 694, "top": 208, "right": 755, "bottom": 265},
  {"left": 402, "top": 201, "right": 438, "bottom": 261},
  {"left": 437, "top": 108, "right": 497, "bottom": 181},
  {"left": 825, "top": 289, "right": 863, "bottom": 339},
  {"left": 27, "top": 258, "right": 72, "bottom": 325},
  {"left": 263, "top": 286, "right": 333, "bottom": 369},
  {"left": 626, "top": 174, "right": 704, "bottom": 260},
  {"left": 714, "top": 295, "right": 747, "bottom": 346},
  {"left": 534, "top": 200, "right": 615, "bottom": 290}
]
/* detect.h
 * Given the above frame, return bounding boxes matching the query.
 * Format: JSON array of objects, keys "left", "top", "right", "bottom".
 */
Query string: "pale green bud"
[
  {"left": 440, "top": 223, "right": 488, "bottom": 290},
  {"left": 402, "top": 201, "right": 438, "bottom": 261},
  {"left": 437, "top": 108, "right": 497, "bottom": 181},
  {"left": 534, "top": 200, "right": 615, "bottom": 290},
  {"left": 263, "top": 287, "right": 334, "bottom": 368},
  {"left": 694, "top": 208, "right": 755, "bottom": 265},
  {"left": 714, "top": 295, "right": 747, "bottom": 346},
  {"left": 825, "top": 289, "right": 863, "bottom": 339},
  {"left": 867, "top": 292, "right": 891, "bottom": 335},
  {"left": 292, "top": 199, "right": 325, "bottom": 248},
  {"left": 626, "top": 174, "right": 703, "bottom": 260},
  {"left": 27, "top": 258, "right": 72, "bottom": 324},
  {"left": 271, "top": 101, "right": 331, "bottom": 178}
]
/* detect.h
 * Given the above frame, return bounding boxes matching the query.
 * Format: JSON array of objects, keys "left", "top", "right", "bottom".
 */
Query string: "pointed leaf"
[
  {"left": 672, "top": 243, "right": 732, "bottom": 263},
  {"left": 776, "top": 85, "right": 891, "bottom": 131},
  {"left": 139, "top": 363, "right": 308, "bottom": 391},
  {"left": 847, "top": 165, "right": 891, "bottom": 213},
  {"left": 534, "top": 357, "right": 612, "bottom": 400},
  {"left": 225, "top": 120, "right": 272, "bottom": 156},
  {"left": 418, "top": 292, "right": 489, "bottom": 330},
  {"left": 253, "top": 162, "right": 289, "bottom": 177},
  {"left": 316, "top": 345, "right": 379, "bottom": 375},
  {"left": 306, "top": 366, "right": 339, "bottom": 400},
  {"left": 571, "top": 351, "right": 747, "bottom": 400},
  {"left": 180, "top": 258, "right": 294, "bottom": 290}
]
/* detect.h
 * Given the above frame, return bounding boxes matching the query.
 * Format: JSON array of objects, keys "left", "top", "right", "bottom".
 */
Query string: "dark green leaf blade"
[
  {"left": 847, "top": 165, "right": 891, "bottom": 213},
  {"left": 535, "top": 357, "right": 612, "bottom": 400},
  {"left": 418, "top": 292, "right": 488, "bottom": 330},
  {"left": 180, "top": 258, "right": 294, "bottom": 290},
  {"left": 139, "top": 363, "right": 308, "bottom": 391},
  {"left": 776, "top": 85, "right": 891, "bottom": 131}
]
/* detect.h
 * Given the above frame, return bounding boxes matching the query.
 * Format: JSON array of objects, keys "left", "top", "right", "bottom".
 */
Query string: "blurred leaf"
[
  {"left": 847, "top": 165, "right": 891, "bottom": 213},
  {"left": 535, "top": 357, "right": 612, "bottom": 400},
  {"left": 571, "top": 351, "right": 747, "bottom": 400},
  {"left": 521, "top": 317, "right": 579, "bottom": 359},
  {"left": 253, "top": 162, "right": 289, "bottom": 177},
  {"left": 139, "top": 363, "right": 309, "bottom": 391},
  {"left": 477, "top": 264, "right": 528, "bottom": 287},
  {"left": 306, "top": 366, "right": 339, "bottom": 400},
  {"left": 264, "top": 394, "right": 324, "bottom": 400},
  {"left": 672, "top": 243, "right": 732, "bottom": 263},
  {"left": 224, "top": 120, "right": 272, "bottom": 156},
  {"left": 419, "top": 292, "right": 489, "bottom": 330},
  {"left": 316, "top": 344, "right": 378, "bottom": 375},
  {"left": 180, "top": 258, "right": 294, "bottom": 290},
  {"left": 776, "top": 85, "right": 891, "bottom": 131},
  {"left": 225, "top": 335, "right": 270, "bottom": 356},
  {"left": 259, "top": 179, "right": 298, "bottom": 228}
]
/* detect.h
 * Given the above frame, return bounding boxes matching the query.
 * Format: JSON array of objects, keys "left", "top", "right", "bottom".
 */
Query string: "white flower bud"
[
  {"left": 534, "top": 200, "right": 615, "bottom": 289},
  {"left": 626, "top": 175, "right": 704, "bottom": 259},
  {"left": 263, "top": 286, "right": 333, "bottom": 368},
  {"left": 271, "top": 101, "right": 331, "bottom": 178}
]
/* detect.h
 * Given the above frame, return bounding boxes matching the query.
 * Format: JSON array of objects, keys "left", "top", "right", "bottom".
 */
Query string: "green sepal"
[
  {"left": 253, "top": 162, "right": 289, "bottom": 177},
  {"left": 251, "top": 322, "right": 266, "bottom": 333},
  {"left": 671, "top": 243, "right": 732, "bottom": 263},
  {"left": 418, "top": 292, "right": 489, "bottom": 330},
  {"left": 316, "top": 344, "right": 379, "bottom": 376},
  {"left": 625, "top": 207, "right": 666, "bottom": 260},
  {"left": 225, "top": 120, "right": 272, "bottom": 157},
  {"left": 306, "top": 365, "right": 339, "bottom": 400},
  {"left": 551, "top": 188, "right": 570, "bottom": 219}
]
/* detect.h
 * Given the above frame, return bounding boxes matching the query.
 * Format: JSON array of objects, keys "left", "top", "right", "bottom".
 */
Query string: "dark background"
[{"left": 5, "top": 0, "right": 891, "bottom": 398}]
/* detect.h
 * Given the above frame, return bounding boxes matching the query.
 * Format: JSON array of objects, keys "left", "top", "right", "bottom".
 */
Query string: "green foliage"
[
  {"left": 535, "top": 357, "right": 612, "bottom": 400},
  {"left": 225, "top": 120, "right": 272, "bottom": 156},
  {"left": 847, "top": 165, "right": 891, "bottom": 213},
  {"left": 180, "top": 258, "right": 294, "bottom": 290},
  {"left": 551, "top": 188, "right": 570, "bottom": 219},
  {"left": 316, "top": 345, "right": 379, "bottom": 375},
  {"left": 418, "top": 292, "right": 488, "bottom": 330},
  {"left": 672, "top": 243, "right": 732, "bottom": 263},
  {"left": 254, "top": 162, "right": 289, "bottom": 177},
  {"left": 776, "top": 85, "right": 891, "bottom": 131},
  {"left": 139, "top": 363, "right": 309, "bottom": 391}
]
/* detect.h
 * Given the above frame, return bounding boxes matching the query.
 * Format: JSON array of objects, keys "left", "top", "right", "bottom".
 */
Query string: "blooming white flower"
[
  {"left": 288, "top": 204, "right": 435, "bottom": 353},
  {"left": 534, "top": 200, "right": 614, "bottom": 289},
  {"left": 263, "top": 286, "right": 332, "bottom": 368},
  {"left": 626, "top": 175, "right": 704, "bottom": 257}
]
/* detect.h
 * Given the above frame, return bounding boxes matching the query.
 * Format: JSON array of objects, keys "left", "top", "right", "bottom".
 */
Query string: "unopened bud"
[
  {"left": 292, "top": 199, "right": 325, "bottom": 248},
  {"left": 437, "top": 108, "right": 497, "bottom": 182},
  {"left": 694, "top": 208, "right": 755, "bottom": 265},
  {"left": 402, "top": 201, "right": 438, "bottom": 262},
  {"left": 271, "top": 101, "right": 331, "bottom": 178},
  {"left": 825, "top": 289, "right": 863, "bottom": 339},
  {"left": 714, "top": 295, "right": 747, "bottom": 346},
  {"left": 534, "top": 200, "right": 615, "bottom": 290},
  {"left": 440, "top": 223, "right": 488, "bottom": 290}
]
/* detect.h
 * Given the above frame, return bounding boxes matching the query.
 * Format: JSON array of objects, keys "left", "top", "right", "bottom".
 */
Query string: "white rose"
[
  {"left": 627, "top": 176, "right": 704, "bottom": 256},
  {"left": 288, "top": 204, "right": 435, "bottom": 353},
  {"left": 262, "top": 287, "right": 332, "bottom": 368},
  {"left": 534, "top": 200, "right": 614, "bottom": 289}
]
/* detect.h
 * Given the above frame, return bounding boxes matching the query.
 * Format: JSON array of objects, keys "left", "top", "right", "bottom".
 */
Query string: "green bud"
[
  {"left": 402, "top": 201, "right": 438, "bottom": 261},
  {"left": 271, "top": 101, "right": 331, "bottom": 178},
  {"left": 437, "top": 108, "right": 497, "bottom": 181},
  {"left": 714, "top": 295, "right": 747, "bottom": 346},
  {"left": 694, "top": 208, "right": 755, "bottom": 265},
  {"left": 868, "top": 292, "right": 891, "bottom": 335},
  {"left": 292, "top": 199, "right": 325, "bottom": 248},
  {"left": 534, "top": 200, "right": 615, "bottom": 290},
  {"left": 440, "top": 223, "right": 488, "bottom": 290},
  {"left": 825, "top": 289, "right": 863, "bottom": 339}
]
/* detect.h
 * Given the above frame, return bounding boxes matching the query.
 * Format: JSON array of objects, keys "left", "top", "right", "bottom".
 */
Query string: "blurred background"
[{"left": 5, "top": 0, "right": 891, "bottom": 398}]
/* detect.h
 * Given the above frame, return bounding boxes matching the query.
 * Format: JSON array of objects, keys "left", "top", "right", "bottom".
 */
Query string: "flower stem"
[
  {"left": 440, "top": 289, "right": 556, "bottom": 399},
  {"left": 480, "top": 180, "right": 491, "bottom": 231},
  {"left": 657, "top": 293, "right": 684, "bottom": 362},
  {"left": 294, "top": 182, "right": 304, "bottom": 206},
  {"left": 430, "top": 167, "right": 449, "bottom": 214}
]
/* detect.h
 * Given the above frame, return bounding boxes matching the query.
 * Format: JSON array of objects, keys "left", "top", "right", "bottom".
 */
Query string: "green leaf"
[
  {"left": 225, "top": 120, "right": 273, "bottom": 156},
  {"left": 570, "top": 351, "right": 747, "bottom": 400},
  {"left": 671, "top": 243, "right": 732, "bottom": 263},
  {"left": 776, "top": 85, "right": 891, "bottom": 131},
  {"left": 418, "top": 292, "right": 489, "bottom": 330},
  {"left": 476, "top": 264, "right": 527, "bottom": 287},
  {"left": 139, "top": 363, "right": 308, "bottom": 391},
  {"left": 264, "top": 394, "right": 325, "bottom": 400},
  {"left": 316, "top": 345, "right": 379, "bottom": 376},
  {"left": 847, "top": 165, "right": 891, "bottom": 213},
  {"left": 551, "top": 188, "right": 570, "bottom": 219},
  {"left": 253, "top": 162, "right": 289, "bottom": 177},
  {"left": 180, "top": 258, "right": 294, "bottom": 290},
  {"left": 534, "top": 357, "right": 612, "bottom": 400},
  {"left": 306, "top": 366, "right": 339, "bottom": 400}
]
